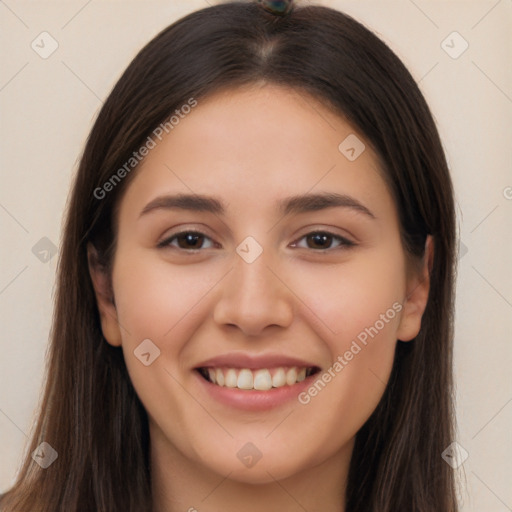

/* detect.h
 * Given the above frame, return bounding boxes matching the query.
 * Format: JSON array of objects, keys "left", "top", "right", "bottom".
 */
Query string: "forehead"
[{"left": 119, "top": 84, "right": 396, "bottom": 222}]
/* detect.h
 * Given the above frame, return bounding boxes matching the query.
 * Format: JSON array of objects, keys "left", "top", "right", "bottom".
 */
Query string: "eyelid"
[
  {"left": 291, "top": 224, "right": 357, "bottom": 244},
  {"left": 157, "top": 226, "right": 356, "bottom": 252},
  {"left": 289, "top": 231, "right": 355, "bottom": 250},
  {"left": 157, "top": 228, "right": 217, "bottom": 250}
]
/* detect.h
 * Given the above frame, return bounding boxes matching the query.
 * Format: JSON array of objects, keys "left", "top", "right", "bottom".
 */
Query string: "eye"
[
  {"left": 291, "top": 231, "right": 355, "bottom": 251},
  {"left": 157, "top": 229, "right": 355, "bottom": 253},
  {"left": 157, "top": 230, "right": 216, "bottom": 251}
]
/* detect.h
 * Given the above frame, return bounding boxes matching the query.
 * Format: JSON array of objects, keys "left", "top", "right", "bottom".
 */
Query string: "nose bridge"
[
  {"left": 213, "top": 237, "right": 294, "bottom": 335},
  {"left": 235, "top": 246, "right": 276, "bottom": 301}
]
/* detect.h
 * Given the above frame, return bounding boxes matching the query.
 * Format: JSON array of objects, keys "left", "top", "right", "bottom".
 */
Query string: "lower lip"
[{"left": 194, "top": 370, "right": 315, "bottom": 411}]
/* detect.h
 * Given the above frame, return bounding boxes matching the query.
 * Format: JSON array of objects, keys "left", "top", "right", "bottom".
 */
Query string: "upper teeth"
[{"left": 204, "top": 367, "right": 310, "bottom": 391}]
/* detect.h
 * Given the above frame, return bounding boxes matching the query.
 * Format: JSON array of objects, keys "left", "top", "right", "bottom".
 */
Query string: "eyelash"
[{"left": 157, "top": 230, "right": 356, "bottom": 252}]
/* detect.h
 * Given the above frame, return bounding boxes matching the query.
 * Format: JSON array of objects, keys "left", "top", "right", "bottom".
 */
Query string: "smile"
[{"left": 197, "top": 366, "right": 319, "bottom": 391}]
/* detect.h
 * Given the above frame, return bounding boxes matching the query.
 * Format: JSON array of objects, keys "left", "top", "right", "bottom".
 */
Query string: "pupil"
[
  {"left": 310, "top": 233, "right": 331, "bottom": 249},
  {"left": 179, "top": 233, "right": 202, "bottom": 249}
]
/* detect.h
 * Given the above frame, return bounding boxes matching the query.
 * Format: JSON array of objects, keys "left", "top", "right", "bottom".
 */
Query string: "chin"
[{"left": 197, "top": 445, "right": 318, "bottom": 485}]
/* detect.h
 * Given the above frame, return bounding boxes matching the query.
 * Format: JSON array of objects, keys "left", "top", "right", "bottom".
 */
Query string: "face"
[{"left": 89, "top": 84, "right": 430, "bottom": 485}]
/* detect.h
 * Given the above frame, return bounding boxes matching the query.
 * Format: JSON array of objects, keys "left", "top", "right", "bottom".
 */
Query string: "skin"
[{"left": 89, "top": 84, "right": 432, "bottom": 511}]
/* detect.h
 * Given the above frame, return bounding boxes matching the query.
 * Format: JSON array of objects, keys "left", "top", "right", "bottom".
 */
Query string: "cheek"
[
  {"left": 286, "top": 250, "right": 405, "bottom": 443},
  {"left": 110, "top": 252, "right": 224, "bottom": 404},
  {"left": 110, "top": 253, "right": 227, "bottom": 459},
  {"left": 288, "top": 248, "right": 406, "bottom": 340},
  {"left": 292, "top": 309, "right": 399, "bottom": 471},
  {"left": 112, "top": 251, "right": 225, "bottom": 345}
]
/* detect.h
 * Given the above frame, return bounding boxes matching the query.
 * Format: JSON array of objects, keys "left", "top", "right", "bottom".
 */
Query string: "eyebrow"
[{"left": 139, "top": 192, "right": 375, "bottom": 219}]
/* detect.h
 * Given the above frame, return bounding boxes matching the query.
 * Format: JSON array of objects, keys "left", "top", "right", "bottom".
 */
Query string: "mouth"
[{"left": 196, "top": 365, "right": 321, "bottom": 391}]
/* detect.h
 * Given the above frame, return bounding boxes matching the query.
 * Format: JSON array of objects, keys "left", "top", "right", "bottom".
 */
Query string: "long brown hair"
[{"left": 1, "top": 2, "right": 457, "bottom": 510}]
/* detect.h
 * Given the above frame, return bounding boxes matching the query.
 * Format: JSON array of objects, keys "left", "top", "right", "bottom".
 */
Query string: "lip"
[
  {"left": 194, "top": 368, "right": 318, "bottom": 411},
  {"left": 195, "top": 352, "right": 319, "bottom": 370},
  {"left": 193, "top": 352, "right": 321, "bottom": 411}
]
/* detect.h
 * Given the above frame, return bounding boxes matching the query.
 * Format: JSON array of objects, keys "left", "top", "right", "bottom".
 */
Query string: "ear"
[
  {"left": 396, "top": 235, "right": 434, "bottom": 342},
  {"left": 87, "top": 243, "right": 122, "bottom": 347}
]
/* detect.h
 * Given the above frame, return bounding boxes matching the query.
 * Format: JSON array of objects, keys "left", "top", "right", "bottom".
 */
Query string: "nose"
[{"left": 212, "top": 246, "right": 294, "bottom": 337}]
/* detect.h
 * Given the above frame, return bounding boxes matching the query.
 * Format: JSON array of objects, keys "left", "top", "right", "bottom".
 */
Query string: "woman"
[{"left": 0, "top": 1, "right": 458, "bottom": 510}]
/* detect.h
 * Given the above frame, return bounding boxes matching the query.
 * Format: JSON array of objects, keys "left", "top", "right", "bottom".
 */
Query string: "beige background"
[{"left": 1, "top": 1, "right": 511, "bottom": 510}]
